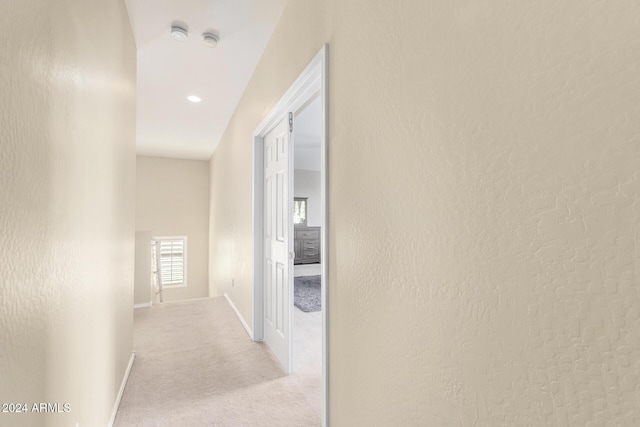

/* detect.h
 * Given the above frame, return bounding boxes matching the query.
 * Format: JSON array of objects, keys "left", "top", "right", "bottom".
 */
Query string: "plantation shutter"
[{"left": 159, "top": 238, "right": 185, "bottom": 285}]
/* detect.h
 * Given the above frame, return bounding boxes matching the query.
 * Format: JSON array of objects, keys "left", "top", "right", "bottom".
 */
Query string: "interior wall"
[
  {"left": 209, "top": 0, "right": 640, "bottom": 425},
  {"left": 134, "top": 230, "right": 152, "bottom": 305},
  {"left": 136, "top": 156, "right": 210, "bottom": 302},
  {"left": 0, "top": 1, "right": 136, "bottom": 426},
  {"left": 294, "top": 169, "right": 322, "bottom": 227}
]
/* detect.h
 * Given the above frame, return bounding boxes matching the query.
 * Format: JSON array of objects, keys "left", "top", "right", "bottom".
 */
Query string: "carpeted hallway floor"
[{"left": 114, "top": 297, "right": 321, "bottom": 426}]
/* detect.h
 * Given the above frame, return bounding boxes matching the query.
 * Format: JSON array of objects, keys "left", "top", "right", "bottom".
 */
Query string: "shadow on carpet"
[{"left": 294, "top": 275, "right": 321, "bottom": 312}]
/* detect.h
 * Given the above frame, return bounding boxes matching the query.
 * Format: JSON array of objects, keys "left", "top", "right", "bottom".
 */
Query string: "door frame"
[{"left": 252, "top": 44, "right": 329, "bottom": 425}]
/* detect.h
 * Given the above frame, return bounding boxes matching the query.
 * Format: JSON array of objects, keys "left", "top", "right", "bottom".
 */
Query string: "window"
[
  {"left": 294, "top": 197, "right": 307, "bottom": 226},
  {"left": 154, "top": 236, "right": 187, "bottom": 287}
]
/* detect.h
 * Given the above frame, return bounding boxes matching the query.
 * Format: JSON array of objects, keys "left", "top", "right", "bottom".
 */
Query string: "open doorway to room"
[
  {"left": 292, "top": 94, "right": 323, "bottom": 413},
  {"left": 252, "top": 45, "right": 328, "bottom": 425}
]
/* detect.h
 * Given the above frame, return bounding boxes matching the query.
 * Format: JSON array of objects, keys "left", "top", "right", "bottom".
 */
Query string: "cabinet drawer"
[
  {"left": 296, "top": 229, "right": 319, "bottom": 239},
  {"left": 303, "top": 248, "right": 320, "bottom": 258},
  {"left": 302, "top": 240, "right": 319, "bottom": 250}
]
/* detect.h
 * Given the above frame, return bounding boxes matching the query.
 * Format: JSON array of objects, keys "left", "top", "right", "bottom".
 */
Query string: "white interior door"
[{"left": 263, "top": 117, "right": 292, "bottom": 372}]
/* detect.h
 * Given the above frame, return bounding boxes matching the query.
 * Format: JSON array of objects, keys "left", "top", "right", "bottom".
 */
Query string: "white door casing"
[{"left": 263, "top": 117, "right": 292, "bottom": 372}]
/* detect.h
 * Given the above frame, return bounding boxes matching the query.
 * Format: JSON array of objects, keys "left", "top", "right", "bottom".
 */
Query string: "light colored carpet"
[
  {"left": 293, "top": 306, "right": 322, "bottom": 412},
  {"left": 114, "top": 297, "right": 321, "bottom": 427}
]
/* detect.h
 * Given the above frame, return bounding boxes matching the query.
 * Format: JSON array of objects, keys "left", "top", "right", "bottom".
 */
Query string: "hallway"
[{"left": 114, "top": 297, "right": 321, "bottom": 426}]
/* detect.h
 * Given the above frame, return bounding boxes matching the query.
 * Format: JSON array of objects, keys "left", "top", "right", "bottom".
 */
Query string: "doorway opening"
[
  {"left": 252, "top": 45, "right": 328, "bottom": 426},
  {"left": 292, "top": 93, "right": 323, "bottom": 414}
]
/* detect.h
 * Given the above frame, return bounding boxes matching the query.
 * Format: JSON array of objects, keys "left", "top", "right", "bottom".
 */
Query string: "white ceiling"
[
  {"left": 125, "top": 0, "right": 288, "bottom": 160},
  {"left": 294, "top": 96, "right": 322, "bottom": 171}
]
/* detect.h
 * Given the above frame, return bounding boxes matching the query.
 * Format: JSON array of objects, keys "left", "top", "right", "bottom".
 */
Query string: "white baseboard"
[
  {"left": 294, "top": 263, "right": 322, "bottom": 277},
  {"left": 133, "top": 302, "right": 152, "bottom": 309},
  {"left": 153, "top": 296, "right": 214, "bottom": 305},
  {"left": 108, "top": 351, "right": 135, "bottom": 427},
  {"left": 224, "top": 293, "right": 253, "bottom": 340}
]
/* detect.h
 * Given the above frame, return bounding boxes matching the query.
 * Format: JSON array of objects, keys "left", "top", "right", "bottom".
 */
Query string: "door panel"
[
  {"left": 276, "top": 262, "right": 284, "bottom": 334},
  {"left": 266, "top": 176, "right": 273, "bottom": 238},
  {"left": 263, "top": 117, "right": 291, "bottom": 372},
  {"left": 266, "top": 259, "right": 273, "bottom": 323},
  {"left": 276, "top": 171, "right": 285, "bottom": 242}
]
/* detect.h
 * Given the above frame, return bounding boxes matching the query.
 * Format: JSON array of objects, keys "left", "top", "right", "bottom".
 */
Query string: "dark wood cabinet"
[{"left": 294, "top": 226, "right": 320, "bottom": 265}]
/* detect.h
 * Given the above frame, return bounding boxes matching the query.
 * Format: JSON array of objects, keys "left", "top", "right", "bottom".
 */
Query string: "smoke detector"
[
  {"left": 170, "top": 25, "right": 188, "bottom": 41},
  {"left": 202, "top": 32, "right": 219, "bottom": 48}
]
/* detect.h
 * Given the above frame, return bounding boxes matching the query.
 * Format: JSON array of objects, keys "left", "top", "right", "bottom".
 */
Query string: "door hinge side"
[{"left": 288, "top": 112, "right": 293, "bottom": 133}]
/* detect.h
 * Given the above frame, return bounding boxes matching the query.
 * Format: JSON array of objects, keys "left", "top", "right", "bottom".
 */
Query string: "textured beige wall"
[
  {"left": 0, "top": 1, "right": 136, "bottom": 426},
  {"left": 210, "top": 0, "right": 640, "bottom": 425},
  {"left": 136, "top": 156, "right": 210, "bottom": 302}
]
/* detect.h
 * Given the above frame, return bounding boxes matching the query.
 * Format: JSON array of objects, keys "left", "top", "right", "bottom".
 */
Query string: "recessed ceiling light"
[
  {"left": 171, "top": 25, "right": 188, "bottom": 41},
  {"left": 202, "top": 32, "right": 219, "bottom": 48},
  {"left": 187, "top": 95, "right": 201, "bottom": 103}
]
